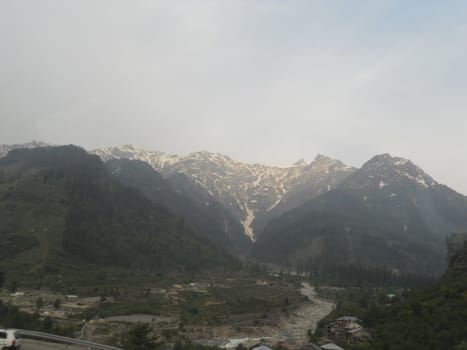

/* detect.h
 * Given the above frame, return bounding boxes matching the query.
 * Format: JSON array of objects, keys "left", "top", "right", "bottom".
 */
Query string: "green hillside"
[
  {"left": 106, "top": 158, "right": 251, "bottom": 254},
  {"left": 350, "top": 239, "right": 467, "bottom": 350},
  {"left": 0, "top": 146, "right": 237, "bottom": 287},
  {"left": 253, "top": 155, "right": 467, "bottom": 277},
  {"left": 253, "top": 190, "right": 445, "bottom": 275}
]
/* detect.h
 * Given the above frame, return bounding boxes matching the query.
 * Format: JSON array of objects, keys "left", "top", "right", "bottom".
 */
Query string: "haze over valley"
[
  {"left": 2, "top": 2, "right": 467, "bottom": 350},
  {"left": 1, "top": 141, "right": 467, "bottom": 350},
  {"left": 2, "top": 141, "right": 467, "bottom": 277}
]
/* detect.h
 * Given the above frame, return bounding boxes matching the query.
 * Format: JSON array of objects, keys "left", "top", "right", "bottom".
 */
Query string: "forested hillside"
[
  {"left": 106, "top": 158, "right": 251, "bottom": 253},
  {"left": 354, "top": 236, "right": 467, "bottom": 350},
  {"left": 0, "top": 146, "right": 237, "bottom": 286},
  {"left": 254, "top": 155, "right": 467, "bottom": 276}
]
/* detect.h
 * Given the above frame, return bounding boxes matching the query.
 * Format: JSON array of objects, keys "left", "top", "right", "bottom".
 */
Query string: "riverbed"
[
  {"left": 277, "top": 282, "right": 335, "bottom": 343},
  {"left": 194, "top": 281, "right": 335, "bottom": 348}
]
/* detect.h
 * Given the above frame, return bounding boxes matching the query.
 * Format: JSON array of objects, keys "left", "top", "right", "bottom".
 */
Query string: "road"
[{"left": 22, "top": 339, "right": 90, "bottom": 350}]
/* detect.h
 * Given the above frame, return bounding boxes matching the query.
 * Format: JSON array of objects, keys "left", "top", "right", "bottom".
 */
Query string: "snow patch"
[
  {"left": 379, "top": 181, "right": 388, "bottom": 189},
  {"left": 241, "top": 205, "right": 256, "bottom": 241},
  {"left": 393, "top": 168, "right": 436, "bottom": 188},
  {"left": 394, "top": 159, "right": 409, "bottom": 166},
  {"left": 266, "top": 173, "right": 289, "bottom": 211},
  {"left": 91, "top": 146, "right": 356, "bottom": 241}
]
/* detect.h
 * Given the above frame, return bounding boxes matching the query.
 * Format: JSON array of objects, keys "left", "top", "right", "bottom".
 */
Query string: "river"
[
  {"left": 217, "top": 282, "right": 335, "bottom": 348},
  {"left": 277, "top": 282, "right": 335, "bottom": 343}
]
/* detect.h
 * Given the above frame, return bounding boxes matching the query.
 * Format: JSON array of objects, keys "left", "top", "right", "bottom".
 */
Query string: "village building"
[{"left": 324, "top": 316, "right": 370, "bottom": 344}]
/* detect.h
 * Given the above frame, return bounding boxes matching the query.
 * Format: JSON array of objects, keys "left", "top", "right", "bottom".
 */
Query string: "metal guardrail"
[{"left": 18, "top": 329, "right": 124, "bottom": 350}]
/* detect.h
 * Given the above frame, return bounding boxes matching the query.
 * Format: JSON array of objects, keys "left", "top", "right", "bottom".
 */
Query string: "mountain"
[
  {"left": 93, "top": 145, "right": 356, "bottom": 240},
  {"left": 252, "top": 154, "right": 357, "bottom": 235},
  {"left": 105, "top": 158, "right": 251, "bottom": 253},
  {"left": 358, "top": 233, "right": 467, "bottom": 350},
  {"left": 338, "top": 154, "right": 467, "bottom": 240},
  {"left": 1, "top": 142, "right": 356, "bottom": 246},
  {"left": 0, "top": 141, "right": 49, "bottom": 158},
  {"left": 3, "top": 143, "right": 466, "bottom": 275},
  {"left": 0, "top": 146, "right": 237, "bottom": 286},
  {"left": 253, "top": 154, "right": 467, "bottom": 274}
]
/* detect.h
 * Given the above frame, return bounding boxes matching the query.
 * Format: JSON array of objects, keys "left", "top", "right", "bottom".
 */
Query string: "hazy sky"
[{"left": 1, "top": 1, "right": 467, "bottom": 194}]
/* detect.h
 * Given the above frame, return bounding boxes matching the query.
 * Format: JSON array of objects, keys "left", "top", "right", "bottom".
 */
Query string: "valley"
[
  {"left": 2, "top": 2, "right": 467, "bottom": 349},
  {"left": 0, "top": 143, "right": 466, "bottom": 350},
  {"left": 93, "top": 146, "right": 357, "bottom": 241},
  {"left": 95, "top": 145, "right": 467, "bottom": 276},
  {"left": 0, "top": 271, "right": 334, "bottom": 349}
]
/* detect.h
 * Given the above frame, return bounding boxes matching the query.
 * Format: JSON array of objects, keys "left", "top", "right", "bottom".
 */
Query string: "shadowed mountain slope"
[
  {"left": 358, "top": 234, "right": 467, "bottom": 350},
  {"left": 253, "top": 155, "right": 467, "bottom": 275},
  {"left": 0, "top": 146, "right": 237, "bottom": 285},
  {"left": 105, "top": 158, "right": 251, "bottom": 254},
  {"left": 94, "top": 145, "right": 356, "bottom": 240}
]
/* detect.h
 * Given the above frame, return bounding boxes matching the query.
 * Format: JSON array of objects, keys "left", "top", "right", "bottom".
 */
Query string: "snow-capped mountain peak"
[
  {"left": 94, "top": 145, "right": 181, "bottom": 170},
  {"left": 91, "top": 146, "right": 356, "bottom": 240},
  {"left": 361, "top": 154, "right": 437, "bottom": 188},
  {"left": 4, "top": 142, "right": 445, "bottom": 242}
]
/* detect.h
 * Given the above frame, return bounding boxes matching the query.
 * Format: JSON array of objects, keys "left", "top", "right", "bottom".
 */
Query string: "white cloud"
[{"left": 0, "top": 0, "right": 466, "bottom": 193}]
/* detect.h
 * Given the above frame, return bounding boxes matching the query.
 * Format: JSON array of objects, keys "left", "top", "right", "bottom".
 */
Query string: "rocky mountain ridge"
[
  {"left": 2, "top": 143, "right": 464, "bottom": 246},
  {"left": 1, "top": 142, "right": 356, "bottom": 241},
  {"left": 0, "top": 146, "right": 236, "bottom": 284},
  {"left": 93, "top": 145, "right": 357, "bottom": 240},
  {"left": 349, "top": 153, "right": 437, "bottom": 191},
  {"left": 105, "top": 158, "right": 251, "bottom": 253},
  {"left": 253, "top": 153, "right": 467, "bottom": 274},
  {"left": 0, "top": 141, "right": 49, "bottom": 158}
]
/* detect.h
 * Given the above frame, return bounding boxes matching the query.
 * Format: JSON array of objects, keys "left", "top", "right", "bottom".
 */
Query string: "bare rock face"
[
  {"left": 93, "top": 146, "right": 356, "bottom": 240},
  {"left": 253, "top": 154, "right": 467, "bottom": 274},
  {"left": 447, "top": 233, "right": 467, "bottom": 267},
  {"left": 0, "top": 142, "right": 357, "bottom": 241}
]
